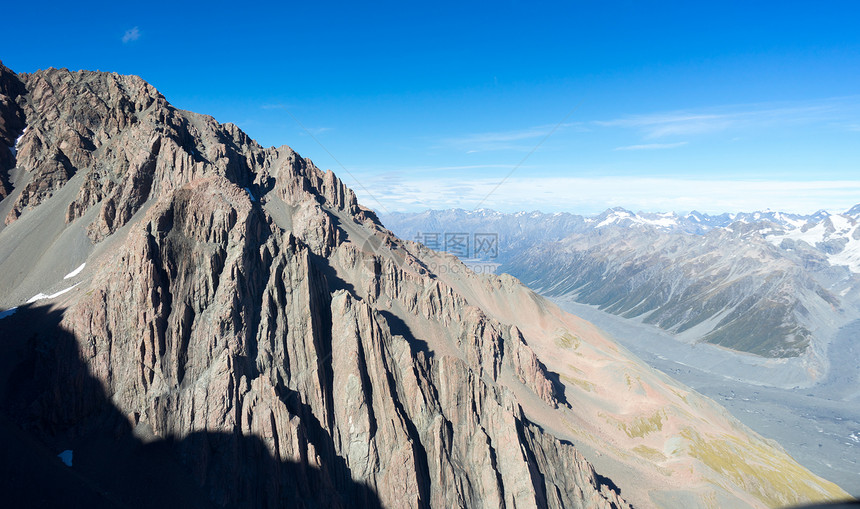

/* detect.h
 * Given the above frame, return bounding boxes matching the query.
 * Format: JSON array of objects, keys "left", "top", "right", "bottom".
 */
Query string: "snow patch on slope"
[
  {"left": 829, "top": 214, "right": 853, "bottom": 234},
  {"left": 768, "top": 222, "right": 829, "bottom": 247},
  {"left": 26, "top": 283, "right": 80, "bottom": 304},
  {"left": 829, "top": 234, "right": 860, "bottom": 273},
  {"left": 596, "top": 210, "right": 679, "bottom": 229},
  {"left": 64, "top": 263, "right": 86, "bottom": 280},
  {"left": 765, "top": 214, "right": 860, "bottom": 273},
  {"left": 10, "top": 127, "right": 27, "bottom": 157}
]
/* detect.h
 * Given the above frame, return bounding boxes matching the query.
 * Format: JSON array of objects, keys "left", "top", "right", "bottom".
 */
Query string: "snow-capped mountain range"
[
  {"left": 383, "top": 205, "right": 860, "bottom": 273},
  {"left": 380, "top": 205, "right": 860, "bottom": 359},
  {"left": 586, "top": 206, "right": 860, "bottom": 272}
]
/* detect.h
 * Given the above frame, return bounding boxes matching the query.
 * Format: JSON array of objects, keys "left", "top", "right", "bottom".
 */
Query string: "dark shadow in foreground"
[{"left": 0, "top": 304, "right": 384, "bottom": 509}]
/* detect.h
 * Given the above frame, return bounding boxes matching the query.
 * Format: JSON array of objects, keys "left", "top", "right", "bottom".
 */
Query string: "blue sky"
[{"left": 3, "top": 1, "right": 860, "bottom": 214}]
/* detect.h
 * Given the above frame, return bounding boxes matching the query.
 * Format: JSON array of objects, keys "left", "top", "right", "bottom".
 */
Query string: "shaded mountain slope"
[{"left": 505, "top": 224, "right": 840, "bottom": 358}]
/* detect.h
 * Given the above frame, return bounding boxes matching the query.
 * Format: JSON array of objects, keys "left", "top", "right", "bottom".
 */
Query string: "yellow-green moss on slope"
[
  {"left": 602, "top": 410, "right": 666, "bottom": 438},
  {"left": 561, "top": 374, "right": 595, "bottom": 392},
  {"left": 680, "top": 428, "right": 849, "bottom": 507},
  {"left": 633, "top": 444, "right": 667, "bottom": 462},
  {"left": 554, "top": 332, "right": 581, "bottom": 349}
]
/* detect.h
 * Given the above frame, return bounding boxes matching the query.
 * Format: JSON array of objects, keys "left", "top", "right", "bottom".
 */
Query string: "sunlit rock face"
[{"left": 0, "top": 62, "right": 848, "bottom": 508}]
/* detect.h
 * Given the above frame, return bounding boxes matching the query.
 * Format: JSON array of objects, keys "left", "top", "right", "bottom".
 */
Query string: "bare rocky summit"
[
  {"left": 0, "top": 62, "right": 849, "bottom": 508},
  {"left": 0, "top": 62, "right": 625, "bottom": 508}
]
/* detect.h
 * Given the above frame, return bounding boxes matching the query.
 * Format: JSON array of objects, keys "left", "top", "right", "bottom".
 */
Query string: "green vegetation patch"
[
  {"left": 554, "top": 332, "right": 581, "bottom": 350},
  {"left": 680, "top": 428, "right": 846, "bottom": 507},
  {"left": 633, "top": 444, "right": 667, "bottom": 462},
  {"left": 561, "top": 374, "right": 595, "bottom": 392},
  {"left": 602, "top": 410, "right": 666, "bottom": 439}
]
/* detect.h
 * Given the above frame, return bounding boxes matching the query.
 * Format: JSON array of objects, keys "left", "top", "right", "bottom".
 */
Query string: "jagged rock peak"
[
  {"left": 0, "top": 65, "right": 375, "bottom": 233},
  {"left": 0, "top": 64, "right": 633, "bottom": 509}
]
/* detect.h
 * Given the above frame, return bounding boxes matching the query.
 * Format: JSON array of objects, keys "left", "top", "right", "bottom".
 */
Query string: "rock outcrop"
[
  {"left": 0, "top": 64, "right": 628, "bottom": 509},
  {"left": 0, "top": 62, "right": 26, "bottom": 199}
]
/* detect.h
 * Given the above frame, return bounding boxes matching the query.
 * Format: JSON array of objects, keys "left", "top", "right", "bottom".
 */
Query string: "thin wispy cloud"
[
  {"left": 597, "top": 99, "right": 852, "bottom": 139},
  {"left": 122, "top": 27, "right": 141, "bottom": 43},
  {"left": 302, "top": 127, "right": 331, "bottom": 136},
  {"left": 442, "top": 123, "right": 583, "bottom": 153},
  {"left": 598, "top": 113, "right": 734, "bottom": 138},
  {"left": 360, "top": 176, "right": 860, "bottom": 215},
  {"left": 390, "top": 164, "right": 516, "bottom": 173},
  {"left": 615, "top": 141, "right": 688, "bottom": 151}
]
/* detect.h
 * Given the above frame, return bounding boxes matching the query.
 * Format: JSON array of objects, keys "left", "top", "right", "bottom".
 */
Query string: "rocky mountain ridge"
[{"left": 0, "top": 63, "right": 848, "bottom": 508}]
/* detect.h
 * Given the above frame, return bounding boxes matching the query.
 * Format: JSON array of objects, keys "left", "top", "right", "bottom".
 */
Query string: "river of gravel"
[{"left": 552, "top": 297, "right": 860, "bottom": 497}]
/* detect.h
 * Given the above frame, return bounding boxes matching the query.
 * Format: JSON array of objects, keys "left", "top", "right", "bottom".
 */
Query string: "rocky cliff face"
[
  {"left": 0, "top": 63, "right": 26, "bottom": 199},
  {"left": 0, "top": 62, "right": 626, "bottom": 509},
  {"left": 0, "top": 62, "right": 848, "bottom": 509}
]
